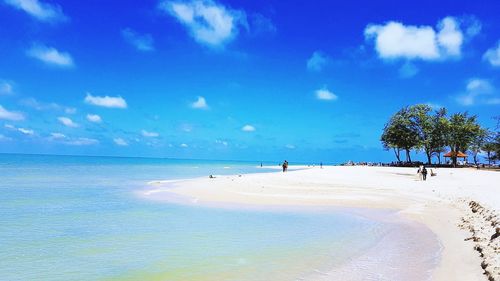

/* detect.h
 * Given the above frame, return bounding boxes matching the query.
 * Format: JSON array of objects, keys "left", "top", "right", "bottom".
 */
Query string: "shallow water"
[{"left": 0, "top": 154, "right": 435, "bottom": 281}]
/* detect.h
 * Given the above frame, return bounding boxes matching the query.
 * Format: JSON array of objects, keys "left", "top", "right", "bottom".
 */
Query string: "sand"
[{"left": 143, "top": 166, "right": 500, "bottom": 281}]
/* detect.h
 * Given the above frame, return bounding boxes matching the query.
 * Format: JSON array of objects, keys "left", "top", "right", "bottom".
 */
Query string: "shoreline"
[{"left": 142, "top": 165, "right": 499, "bottom": 281}]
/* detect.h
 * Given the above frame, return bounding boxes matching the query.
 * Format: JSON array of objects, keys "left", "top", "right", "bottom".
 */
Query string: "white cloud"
[
  {"left": 241, "top": 124, "right": 255, "bottom": 132},
  {"left": 0, "top": 80, "right": 14, "bottom": 95},
  {"left": 113, "top": 138, "right": 128, "bottom": 146},
  {"left": 50, "top": 132, "right": 66, "bottom": 139},
  {"left": 315, "top": 88, "right": 338, "bottom": 101},
  {"left": 190, "top": 96, "right": 209, "bottom": 109},
  {"left": 365, "top": 16, "right": 475, "bottom": 61},
  {"left": 20, "top": 98, "right": 76, "bottom": 113},
  {"left": 86, "top": 114, "right": 102, "bottom": 123},
  {"left": 215, "top": 139, "right": 228, "bottom": 146},
  {"left": 456, "top": 78, "right": 499, "bottom": 106},
  {"left": 58, "top": 116, "right": 78, "bottom": 128},
  {"left": 27, "top": 44, "right": 74, "bottom": 67},
  {"left": 17, "top": 127, "right": 34, "bottom": 135},
  {"left": 0, "top": 105, "right": 25, "bottom": 121},
  {"left": 84, "top": 93, "right": 127, "bottom": 108},
  {"left": 425, "top": 102, "right": 444, "bottom": 110},
  {"left": 65, "top": 137, "right": 98, "bottom": 146},
  {"left": 307, "top": 51, "right": 328, "bottom": 72},
  {"left": 180, "top": 143, "right": 188, "bottom": 148},
  {"left": 4, "top": 124, "right": 34, "bottom": 135},
  {"left": 285, "top": 144, "right": 295, "bottom": 149},
  {"left": 121, "top": 28, "right": 155, "bottom": 52},
  {"left": 159, "top": 0, "right": 247, "bottom": 47},
  {"left": 141, "top": 130, "right": 159, "bottom": 137},
  {"left": 4, "top": 0, "right": 67, "bottom": 22},
  {"left": 483, "top": 41, "right": 500, "bottom": 67},
  {"left": 399, "top": 62, "right": 419, "bottom": 78}
]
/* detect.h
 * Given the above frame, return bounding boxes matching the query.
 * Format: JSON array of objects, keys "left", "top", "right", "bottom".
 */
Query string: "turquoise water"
[{"left": 0, "top": 154, "right": 385, "bottom": 281}]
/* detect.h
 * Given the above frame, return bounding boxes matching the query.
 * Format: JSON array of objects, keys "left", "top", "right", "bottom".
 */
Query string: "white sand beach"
[{"left": 143, "top": 166, "right": 500, "bottom": 281}]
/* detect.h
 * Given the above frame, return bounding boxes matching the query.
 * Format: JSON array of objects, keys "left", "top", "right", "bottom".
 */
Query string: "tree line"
[{"left": 381, "top": 104, "right": 500, "bottom": 166}]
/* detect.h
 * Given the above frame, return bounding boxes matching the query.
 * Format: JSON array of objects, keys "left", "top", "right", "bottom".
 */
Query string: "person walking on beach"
[
  {"left": 282, "top": 160, "right": 286, "bottom": 172},
  {"left": 422, "top": 166, "right": 428, "bottom": 181}
]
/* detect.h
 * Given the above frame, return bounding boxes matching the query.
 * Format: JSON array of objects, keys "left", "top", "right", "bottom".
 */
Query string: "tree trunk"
[
  {"left": 405, "top": 149, "right": 412, "bottom": 163},
  {"left": 393, "top": 148, "right": 401, "bottom": 162},
  {"left": 437, "top": 153, "right": 441, "bottom": 164},
  {"left": 487, "top": 151, "right": 491, "bottom": 165},
  {"left": 426, "top": 150, "right": 432, "bottom": 165}
]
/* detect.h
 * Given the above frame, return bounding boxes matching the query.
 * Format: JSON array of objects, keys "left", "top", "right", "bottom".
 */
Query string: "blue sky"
[{"left": 0, "top": 0, "right": 499, "bottom": 163}]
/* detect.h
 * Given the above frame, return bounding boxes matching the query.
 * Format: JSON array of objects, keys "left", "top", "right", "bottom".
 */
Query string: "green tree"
[
  {"left": 470, "top": 128, "right": 488, "bottom": 165},
  {"left": 408, "top": 105, "right": 448, "bottom": 164},
  {"left": 381, "top": 107, "right": 420, "bottom": 163},
  {"left": 446, "top": 112, "right": 482, "bottom": 167}
]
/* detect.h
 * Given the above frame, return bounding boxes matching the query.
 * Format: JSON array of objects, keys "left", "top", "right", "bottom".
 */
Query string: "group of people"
[
  {"left": 417, "top": 166, "right": 437, "bottom": 181},
  {"left": 282, "top": 160, "right": 289, "bottom": 172}
]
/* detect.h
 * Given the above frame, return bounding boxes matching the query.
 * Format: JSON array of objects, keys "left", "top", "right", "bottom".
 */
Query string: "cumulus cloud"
[
  {"left": 180, "top": 143, "right": 188, "bottom": 148},
  {"left": 141, "top": 130, "right": 159, "bottom": 137},
  {"left": 0, "top": 80, "right": 14, "bottom": 95},
  {"left": 159, "top": 0, "right": 247, "bottom": 47},
  {"left": 483, "top": 41, "right": 500, "bottom": 67},
  {"left": 241, "top": 124, "right": 255, "bottom": 132},
  {"left": 0, "top": 105, "right": 25, "bottom": 121},
  {"left": 364, "top": 16, "right": 476, "bottom": 61},
  {"left": 456, "top": 79, "right": 499, "bottom": 106},
  {"left": 86, "top": 114, "right": 102, "bottom": 123},
  {"left": 190, "top": 96, "right": 209, "bottom": 109},
  {"left": 84, "top": 93, "right": 127, "bottom": 108},
  {"left": 57, "top": 116, "right": 78, "bottom": 127},
  {"left": 307, "top": 51, "right": 328, "bottom": 72},
  {"left": 121, "top": 28, "right": 155, "bottom": 52},
  {"left": 27, "top": 44, "right": 74, "bottom": 67},
  {"left": 113, "top": 138, "right": 128, "bottom": 146},
  {"left": 4, "top": 0, "right": 67, "bottom": 22},
  {"left": 315, "top": 88, "right": 338, "bottom": 101}
]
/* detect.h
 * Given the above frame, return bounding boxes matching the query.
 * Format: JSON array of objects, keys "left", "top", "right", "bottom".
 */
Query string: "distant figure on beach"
[
  {"left": 320, "top": 162, "right": 323, "bottom": 169},
  {"left": 421, "top": 166, "right": 428, "bottom": 181},
  {"left": 260, "top": 162, "right": 263, "bottom": 167},
  {"left": 417, "top": 165, "right": 423, "bottom": 180},
  {"left": 282, "top": 160, "right": 288, "bottom": 172}
]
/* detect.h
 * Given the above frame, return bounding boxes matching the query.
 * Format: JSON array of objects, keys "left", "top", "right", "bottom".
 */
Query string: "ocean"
[{"left": 0, "top": 154, "right": 399, "bottom": 281}]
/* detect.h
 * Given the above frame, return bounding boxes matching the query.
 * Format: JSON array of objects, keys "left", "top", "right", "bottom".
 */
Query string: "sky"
[{"left": 0, "top": 0, "right": 499, "bottom": 163}]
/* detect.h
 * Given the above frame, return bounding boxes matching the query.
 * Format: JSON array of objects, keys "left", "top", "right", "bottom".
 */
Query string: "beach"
[{"left": 144, "top": 165, "right": 500, "bottom": 281}]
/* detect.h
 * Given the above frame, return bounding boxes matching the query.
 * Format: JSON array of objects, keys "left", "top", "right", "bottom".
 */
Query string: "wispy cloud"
[
  {"left": 364, "top": 16, "right": 478, "bottom": 61},
  {"left": 190, "top": 96, "right": 208, "bottom": 109},
  {"left": 4, "top": 124, "right": 34, "bottom": 135},
  {"left": 141, "top": 130, "right": 159, "bottom": 137},
  {"left": 241, "top": 124, "right": 255, "bottom": 132},
  {"left": 4, "top": 0, "right": 67, "bottom": 23},
  {"left": 64, "top": 137, "right": 98, "bottom": 146},
  {"left": 86, "top": 114, "right": 102, "bottom": 123},
  {"left": 121, "top": 28, "right": 155, "bottom": 52},
  {"left": 398, "top": 61, "right": 419, "bottom": 78},
  {"left": 20, "top": 97, "right": 76, "bottom": 113},
  {"left": 307, "top": 51, "right": 328, "bottom": 72},
  {"left": 27, "top": 44, "right": 74, "bottom": 67},
  {"left": 0, "top": 105, "right": 25, "bottom": 121},
  {"left": 0, "top": 80, "right": 14, "bottom": 95},
  {"left": 483, "top": 41, "right": 500, "bottom": 67},
  {"left": 159, "top": 0, "right": 247, "bottom": 48},
  {"left": 285, "top": 144, "right": 295, "bottom": 149},
  {"left": 84, "top": 93, "right": 127, "bottom": 109},
  {"left": 455, "top": 78, "right": 499, "bottom": 106},
  {"left": 315, "top": 87, "right": 338, "bottom": 101},
  {"left": 0, "top": 134, "right": 12, "bottom": 141},
  {"left": 50, "top": 132, "right": 66, "bottom": 139},
  {"left": 113, "top": 138, "right": 128, "bottom": 146},
  {"left": 180, "top": 143, "right": 188, "bottom": 148},
  {"left": 57, "top": 116, "right": 78, "bottom": 127}
]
